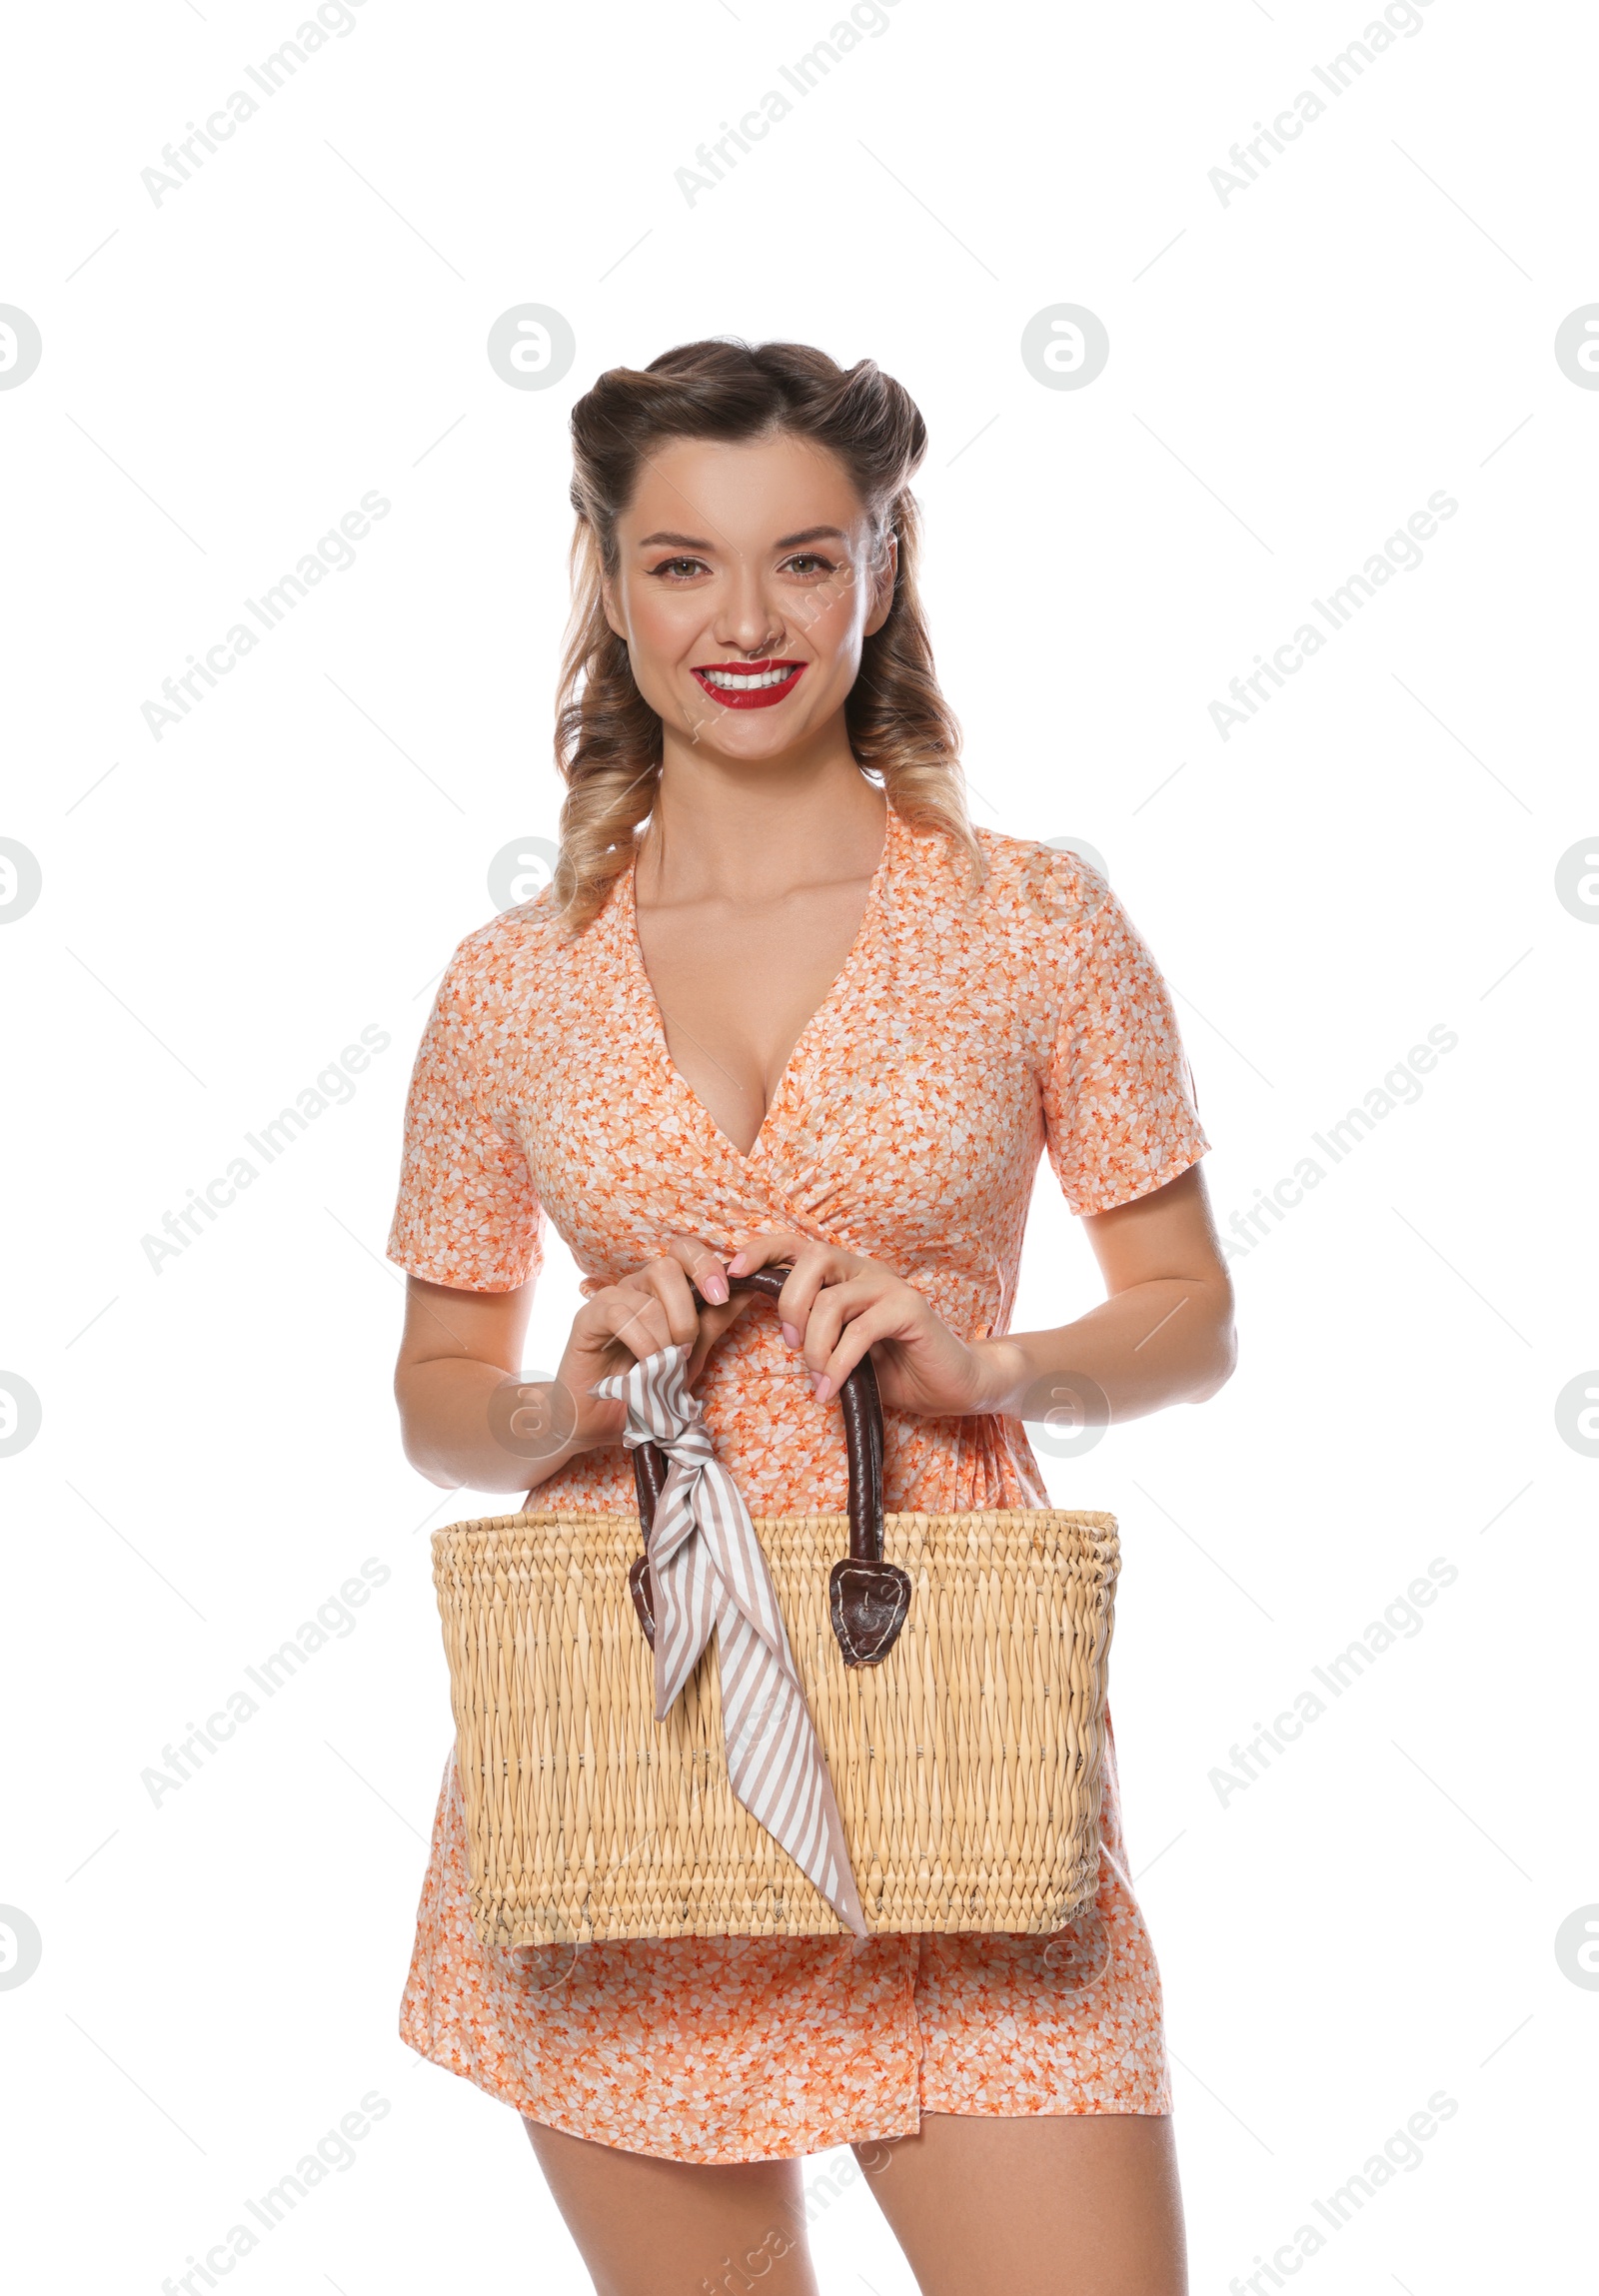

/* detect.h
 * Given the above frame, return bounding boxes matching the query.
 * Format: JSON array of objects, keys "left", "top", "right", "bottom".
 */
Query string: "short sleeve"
[
  {"left": 1040, "top": 874, "right": 1211, "bottom": 1217},
  {"left": 385, "top": 943, "right": 544, "bottom": 1291}
]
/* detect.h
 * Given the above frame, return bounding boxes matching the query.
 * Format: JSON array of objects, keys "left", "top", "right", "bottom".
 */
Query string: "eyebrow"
[{"left": 635, "top": 525, "right": 849, "bottom": 552}]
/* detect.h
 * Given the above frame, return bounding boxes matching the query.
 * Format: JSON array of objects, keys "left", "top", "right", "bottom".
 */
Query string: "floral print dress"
[{"left": 386, "top": 805, "right": 1211, "bottom": 2165}]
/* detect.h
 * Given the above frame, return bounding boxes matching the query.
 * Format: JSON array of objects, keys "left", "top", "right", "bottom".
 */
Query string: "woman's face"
[{"left": 602, "top": 430, "right": 895, "bottom": 764}]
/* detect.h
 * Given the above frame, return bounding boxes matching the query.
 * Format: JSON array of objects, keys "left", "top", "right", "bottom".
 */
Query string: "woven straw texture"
[{"left": 433, "top": 1505, "right": 1119, "bottom": 1948}]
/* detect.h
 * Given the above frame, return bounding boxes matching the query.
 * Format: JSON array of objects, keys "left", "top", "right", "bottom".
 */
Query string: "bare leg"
[
  {"left": 524, "top": 2115, "right": 820, "bottom": 2296},
  {"left": 851, "top": 2111, "right": 1187, "bottom": 2296}
]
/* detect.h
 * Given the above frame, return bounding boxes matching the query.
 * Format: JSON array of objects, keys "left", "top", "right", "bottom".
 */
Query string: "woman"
[{"left": 387, "top": 339, "right": 1235, "bottom": 2296}]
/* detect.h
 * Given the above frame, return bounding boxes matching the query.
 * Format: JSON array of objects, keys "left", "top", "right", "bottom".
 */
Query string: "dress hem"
[{"left": 398, "top": 2019, "right": 1173, "bottom": 2167}]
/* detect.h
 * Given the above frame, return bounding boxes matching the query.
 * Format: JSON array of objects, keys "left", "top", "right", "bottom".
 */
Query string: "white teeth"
[{"left": 701, "top": 665, "right": 798, "bottom": 690}]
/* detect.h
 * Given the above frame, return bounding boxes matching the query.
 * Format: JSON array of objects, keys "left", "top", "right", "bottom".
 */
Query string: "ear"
[
  {"left": 862, "top": 530, "right": 897, "bottom": 638},
  {"left": 601, "top": 573, "right": 628, "bottom": 644}
]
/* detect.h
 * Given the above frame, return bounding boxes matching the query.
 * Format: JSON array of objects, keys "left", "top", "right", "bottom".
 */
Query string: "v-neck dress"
[{"left": 385, "top": 806, "right": 1211, "bottom": 2165}]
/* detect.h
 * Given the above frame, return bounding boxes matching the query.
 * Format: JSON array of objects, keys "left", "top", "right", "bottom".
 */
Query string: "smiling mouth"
[{"left": 691, "top": 659, "right": 807, "bottom": 708}]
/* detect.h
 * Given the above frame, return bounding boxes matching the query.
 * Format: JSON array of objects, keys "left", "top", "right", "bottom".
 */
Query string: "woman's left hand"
[{"left": 726, "top": 1234, "right": 1011, "bottom": 1418}]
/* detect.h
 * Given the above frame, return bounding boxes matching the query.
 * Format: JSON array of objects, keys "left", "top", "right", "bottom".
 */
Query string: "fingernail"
[
  {"left": 727, "top": 1251, "right": 749, "bottom": 1274},
  {"left": 782, "top": 1322, "right": 800, "bottom": 1349},
  {"left": 702, "top": 1272, "right": 729, "bottom": 1304},
  {"left": 812, "top": 1374, "right": 832, "bottom": 1404}
]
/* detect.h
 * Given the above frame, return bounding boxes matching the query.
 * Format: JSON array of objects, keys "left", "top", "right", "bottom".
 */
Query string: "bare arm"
[
  {"left": 728, "top": 1162, "right": 1234, "bottom": 1427},
  {"left": 976, "top": 1162, "right": 1235, "bottom": 1422},
  {"left": 393, "top": 1248, "right": 757, "bottom": 1496},
  {"left": 394, "top": 1163, "right": 1233, "bottom": 1495},
  {"left": 393, "top": 1275, "right": 542, "bottom": 1494}
]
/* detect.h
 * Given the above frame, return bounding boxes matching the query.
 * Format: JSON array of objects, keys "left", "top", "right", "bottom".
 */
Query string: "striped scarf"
[{"left": 594, "top": 1344, "right": 867, "bottom": 1936}]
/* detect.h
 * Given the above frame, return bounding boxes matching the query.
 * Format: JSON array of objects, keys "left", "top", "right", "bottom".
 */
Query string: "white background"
[{"left": 2, "top": 0, "right": 1594, "bottom": 2289}]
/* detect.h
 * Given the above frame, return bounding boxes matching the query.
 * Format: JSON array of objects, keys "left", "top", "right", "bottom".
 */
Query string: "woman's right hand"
[{"left": 553, "top": 1234, "right": 754, "bottom": 1456}]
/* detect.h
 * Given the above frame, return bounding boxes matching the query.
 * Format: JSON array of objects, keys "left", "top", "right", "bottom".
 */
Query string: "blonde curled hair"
[{"left": 551, "top": 337, "right": 982, "bottom": 932}]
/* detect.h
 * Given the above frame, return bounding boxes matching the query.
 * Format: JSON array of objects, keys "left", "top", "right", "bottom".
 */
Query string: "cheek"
[
  {"left": 793, "top": 578, "right": 864, "bottom": 660},
  {"left": 623, "top": 583, "right": 709, "bottom": 667}
]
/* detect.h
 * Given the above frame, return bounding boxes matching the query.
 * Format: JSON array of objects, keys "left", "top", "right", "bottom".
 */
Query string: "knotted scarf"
[{"left": 594, "top": 1344, "right": 867, "bottom": 1936}]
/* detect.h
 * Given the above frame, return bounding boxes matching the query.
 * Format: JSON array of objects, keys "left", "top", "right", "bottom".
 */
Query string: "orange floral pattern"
[{"left": 386, "top": 807, "right": 1210, "bottom": 2163}]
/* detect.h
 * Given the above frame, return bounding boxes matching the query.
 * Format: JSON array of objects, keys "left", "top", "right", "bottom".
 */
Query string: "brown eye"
[
  {"left": 783, "top": 555, "right": 834, "bottom": 577},
  {"left": 652, "top": 557, "right": 706, "bottom": 579}
]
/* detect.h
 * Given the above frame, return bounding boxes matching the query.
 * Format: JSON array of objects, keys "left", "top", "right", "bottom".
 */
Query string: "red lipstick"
[{"left": 691, "top": 659, "right": 807, "bottom": 709}]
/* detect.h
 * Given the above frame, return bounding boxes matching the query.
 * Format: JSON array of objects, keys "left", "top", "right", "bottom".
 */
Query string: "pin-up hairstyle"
[{"left": 551, "top": 337, "right": 979, "bottom": 930}]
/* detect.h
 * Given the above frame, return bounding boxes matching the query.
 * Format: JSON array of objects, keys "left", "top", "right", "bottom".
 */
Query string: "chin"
[{"left": 686, "top": 710, "right": 817, "bottom": 758}]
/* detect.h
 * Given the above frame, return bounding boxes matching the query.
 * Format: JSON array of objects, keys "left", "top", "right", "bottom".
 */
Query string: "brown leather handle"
[{"left": 626, "top": 1266, "right": 910, "bottom": 1669}]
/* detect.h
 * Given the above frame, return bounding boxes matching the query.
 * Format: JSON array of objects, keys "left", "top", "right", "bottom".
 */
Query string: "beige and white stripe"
[{"left": 594, "top": 1344, "right": 866, "bottom": 1936}]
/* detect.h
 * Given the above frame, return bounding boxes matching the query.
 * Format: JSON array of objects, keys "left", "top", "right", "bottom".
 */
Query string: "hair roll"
[{"left": 552, "top": 337, "right": 980, "bottom": 931}]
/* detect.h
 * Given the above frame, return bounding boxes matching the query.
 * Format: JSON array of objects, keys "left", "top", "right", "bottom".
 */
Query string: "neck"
[{"left": 641, "top": 714, "right": 887, "bottom": 902}]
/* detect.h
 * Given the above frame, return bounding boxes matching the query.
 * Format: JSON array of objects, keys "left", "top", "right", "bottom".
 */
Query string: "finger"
[
  {"left": 578, "top": 1288, "right": 677, "bottom": 1367},
  {"left": 775, "top": 1245, "right": 865, "bottom": 1344},
  {"left": 684, "top": 1293, "right": 755, "bottom": 1385},
  {"left": 722, "top": 1232, "right": 817, "bottom": 1345},
  {"left": 808, "top": 1299, "right": 900, "bottom": 1403},
  {"left": 662, "top": 1232, "right": 733, "bottom": 1307},
  {"left": 725, "top": 1231, "right": 812, "bottom": 1281},
  {"left": 796, "top": 1275, "right": 879, "bottom": 1374},
  {"left": 633, "top": 1258, "right": 703, "bottom": 1348}
]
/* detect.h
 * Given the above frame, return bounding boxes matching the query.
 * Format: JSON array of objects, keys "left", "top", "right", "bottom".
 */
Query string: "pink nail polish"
[
  {"left": 703, "top": 1272, "right": 729, "bottom": 1304},
  {"left": 782, "top": 1322, "right": 800, "bottom": 1348},
  {"left": 812, "top": 1374, "right": 832, "bottom": 1404},
  {"left": 727, "top": 1252, "right": 749, "bottom": 1274}
]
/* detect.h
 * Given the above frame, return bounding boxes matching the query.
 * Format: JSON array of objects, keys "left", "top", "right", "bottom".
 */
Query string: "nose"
[{"left": 711, "top": 557, "right": 785, "bottom": 657}]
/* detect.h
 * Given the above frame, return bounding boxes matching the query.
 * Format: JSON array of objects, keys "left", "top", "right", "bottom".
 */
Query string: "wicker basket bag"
[{"left": 431, "top": 1269, "right": 1120, "bottom": 1949}]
